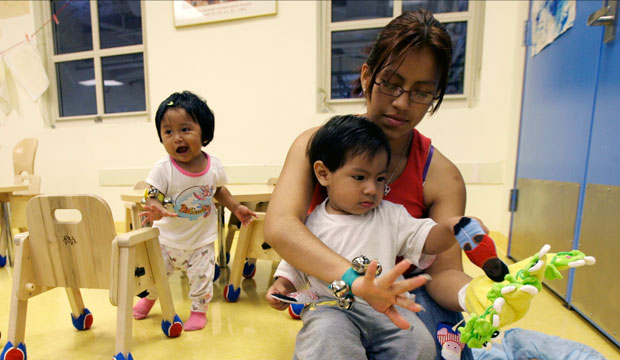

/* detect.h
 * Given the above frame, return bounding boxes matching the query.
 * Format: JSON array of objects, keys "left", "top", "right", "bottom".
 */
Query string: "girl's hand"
[
  {"left": 233, "top": 205, "right": 258, "bottom": 226},
  {"left": 138, "top": 203, "right": 177, "bottom": 225},
  {"left": 351, "top": 260, "right": 429, "bottom": 330},
  {"left": 266, "top": 278, "right": 296, "bottom": 311}
]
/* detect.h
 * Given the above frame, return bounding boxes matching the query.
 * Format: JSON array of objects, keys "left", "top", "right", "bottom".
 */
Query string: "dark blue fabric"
[{"left": 412, "top": 286, "right": 474, "bottom": 360}]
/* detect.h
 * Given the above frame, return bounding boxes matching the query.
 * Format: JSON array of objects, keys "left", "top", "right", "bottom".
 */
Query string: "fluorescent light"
[{"left": 78, "top": 79, "right": 124, "bottom": 87}]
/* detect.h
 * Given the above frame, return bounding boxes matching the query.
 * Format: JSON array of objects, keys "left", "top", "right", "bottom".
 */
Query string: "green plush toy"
[{"left": 458, "top": 244, "right": 596, "bottom": 349}]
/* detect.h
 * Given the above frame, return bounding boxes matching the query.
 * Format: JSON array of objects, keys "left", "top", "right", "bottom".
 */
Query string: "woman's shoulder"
[
  {"left": 423, "top": 147, "right": 466, "bottom": 218},
  {"left": 426, "top": 148, "right": 461, "bottom": 179},
  {"left": 293, "top": 126, "right": 321, "bottom": 147}
]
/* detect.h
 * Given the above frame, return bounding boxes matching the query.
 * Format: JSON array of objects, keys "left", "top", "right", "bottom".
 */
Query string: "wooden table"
[
  {"left": 0, "top": 184, "right": 29, "bottom": 267},
  {"left": 121, "top": 183, "right": 274, "bottom": 267}
]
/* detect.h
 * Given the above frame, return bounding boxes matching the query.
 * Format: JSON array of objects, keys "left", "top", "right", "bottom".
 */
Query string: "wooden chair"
[
  {"left": 10, "top": 174, "right": 41, "bottom": 233},
  {"left": 0, "top": 139, "right": 40, "bottom": 267},
  {"left": 220, "top": 177, "right": 277, "bottom": 276},
  {"left": 223, "top": 212, "right": 281, "bottom": 302},
  {"left": 124, "top": 180, "right": 149, "bottom": 232},
  {"left": 1, "top": 195, "right": 183, "bottom": 360},
  {"left": 13, "top": 138, "right": 38, "bottom": 177}
]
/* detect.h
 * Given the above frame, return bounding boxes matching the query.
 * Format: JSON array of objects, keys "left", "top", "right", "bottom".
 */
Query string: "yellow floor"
[{"left": 0, "top": 230, "right": 618, "bottom": 359}]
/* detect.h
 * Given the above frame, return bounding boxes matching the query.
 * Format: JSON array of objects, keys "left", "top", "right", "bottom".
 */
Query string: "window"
[
  {"left": 42, "top": 0, "right": 147, "bottom": 122},
  {"left": 318, "top": 0, "right": 484, "bottom": 111}
]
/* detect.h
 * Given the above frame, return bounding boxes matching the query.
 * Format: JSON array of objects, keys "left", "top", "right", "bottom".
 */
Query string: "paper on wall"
[
  {"left": 3, "top": 42, "right": 49, "bottom": 102},
  {"left": 531, "top": 0, "right": 576, "bottom": 56},
  {"left": 0, "top": 58, "right": 13, "bottom": 115}
]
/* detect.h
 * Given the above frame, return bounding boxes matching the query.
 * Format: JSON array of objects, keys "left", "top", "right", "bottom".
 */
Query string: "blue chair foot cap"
[
  {"left": 0, "top": 255, "right": 6, "bottom": 268},
  {"left": 161, "top": 314, "right": 183, "bottom": 338},
  {"left": 214, "top": 264, "right": 220, "bottom": 282},
  {"left": 223, "top": 284, "right": 240, "bottom": 302},
  {"left": 288, "top": 303, "right": 304, "bottom": 320},
  {"left": 242, "top": 262, "right": 256, "bottom": 279},
  {"left": 113, "top": 352, "right": 134, "bottom": 360},
  {"left": 1, "top": 341, "right": 27, "bottom": 360},
  {"left": 71, "top": 308, "right": 93, "bottom": 330}
]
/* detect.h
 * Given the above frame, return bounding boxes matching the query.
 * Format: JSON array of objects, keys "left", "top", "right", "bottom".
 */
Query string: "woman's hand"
[
  {"left": 351, "top": 260, "right": 429, "bottom": 329},
  {"left": 233, "top": 205, "right": 258, "bottom": 226},
  {"left": 138, "top": 202, "right": 177, "bottom": 225},
  {"left": 266, "top": 277, "right": 297, "bottom": 311}
]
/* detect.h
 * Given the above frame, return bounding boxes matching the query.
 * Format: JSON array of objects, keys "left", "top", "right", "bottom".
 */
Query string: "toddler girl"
[{"left": 133, "top": 91, "right": 256, "bottom": 331}]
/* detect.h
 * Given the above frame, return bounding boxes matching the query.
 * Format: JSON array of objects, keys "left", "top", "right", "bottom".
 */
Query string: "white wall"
[{"left": 0, "top": 1, "right": 528, "bottom": 235}]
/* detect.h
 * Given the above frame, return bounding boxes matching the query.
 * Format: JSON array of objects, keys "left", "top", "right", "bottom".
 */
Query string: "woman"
[{"left": 265, "top": 10, "right": 473, "bottom": 359}]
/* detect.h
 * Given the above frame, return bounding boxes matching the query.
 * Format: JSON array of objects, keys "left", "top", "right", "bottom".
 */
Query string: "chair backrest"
[
  {"left": 241, "top": 213, "right": 281, "bottom": 263},
  {"left": 13, "top": 138, "right": 38, "bottom": 176},
  {"left": 25, "top": 195, "right": 116, "bottom": 290},
  {"left": 14, "top": 174, "right": 41, "bottom": 194},
  {"left": 133, "top": 180, "right": 149, "bottom": 190}
]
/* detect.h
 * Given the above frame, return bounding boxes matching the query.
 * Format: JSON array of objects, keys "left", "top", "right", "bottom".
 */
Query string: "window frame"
[
  {"left": 317, "top": 0, "right": 485, "bottom": 112},
  {"left": 40, "top": 0, "right": 150, "bottom": 123}
]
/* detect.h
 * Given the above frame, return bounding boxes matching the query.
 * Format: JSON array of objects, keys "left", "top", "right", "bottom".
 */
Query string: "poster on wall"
[
  {"left": 173, "top": 0, "right": 276, "bottom": 27},
  {"left": 531, "top": 0, "right": 576, "bottom": 56}
]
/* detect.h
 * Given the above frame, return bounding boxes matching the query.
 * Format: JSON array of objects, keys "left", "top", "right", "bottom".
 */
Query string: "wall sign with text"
[{"left": 174, "top": 0, "right": 277, "bottom": 27}]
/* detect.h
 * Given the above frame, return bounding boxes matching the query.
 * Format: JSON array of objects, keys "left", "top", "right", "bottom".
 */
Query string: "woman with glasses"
[{"left": 266, "top": 10, "right": 474, "bottom": 359}]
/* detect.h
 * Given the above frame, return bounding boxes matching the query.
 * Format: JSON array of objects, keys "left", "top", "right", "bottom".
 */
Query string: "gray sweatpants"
[{"left": 293, "top": 298, "right": 436, "bottom": 360}]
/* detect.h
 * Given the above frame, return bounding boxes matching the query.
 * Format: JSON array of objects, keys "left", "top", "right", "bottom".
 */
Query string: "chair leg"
[
  {"left": 115, "top": 246, "right": 136, "bottom": 359},
  {"left": 224, "top": 221, "right": 253, "bottom": 302},
  {"left": 6, "top": 292, "right": 28, "bottom": 350},
  {"left": 225, "top": 224, "right": 237, "bottom": 260},
  {"left": 0, "top": 205, "right": 8, "bottom": 264},
  {"left": 3, "top": 235, "right": 31, "bottom": 360},
  {"left": 145, "top": 238, "right": 182, "bottom": 337},
  {"left": 124, "top": 207, "right": 132, "bottom": 233},
  {"left": 66, "top": 288, "right": 93, "bottom": 330}
]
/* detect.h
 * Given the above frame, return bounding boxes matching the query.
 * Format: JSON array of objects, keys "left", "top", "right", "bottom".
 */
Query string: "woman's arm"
[
  {"left": 265, "top": 128, "right": 428, "bottom": 328},
  {"left": 423, "top": 148, "right": 472, "bottom": 311},
  {"left": 265, "top": 127, "right": 350, "bottom": 281}
]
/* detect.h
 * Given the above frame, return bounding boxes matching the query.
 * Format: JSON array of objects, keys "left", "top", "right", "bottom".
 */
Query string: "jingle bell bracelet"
[
  {"left": 142, "top": 186, "right": 174, "bottom": 209},
  {"left": 329, "top": 255, "right": 382, "bottom": 310}
]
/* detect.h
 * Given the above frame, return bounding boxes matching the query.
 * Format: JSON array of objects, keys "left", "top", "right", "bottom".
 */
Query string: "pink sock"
[
  {"left": 184, "top": 311, "right": 207, "bottom": 331},
  {"left": 133, "top": 298, "right": 156, "bottom": 320}
]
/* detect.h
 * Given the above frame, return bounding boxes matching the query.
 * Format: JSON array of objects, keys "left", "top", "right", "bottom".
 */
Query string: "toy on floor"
[
  {"left": 458, "top": 244, "right": 596, "bottom": 349},
  {"left": 454, "top": 217, "right": 509, "bottom": 282}
]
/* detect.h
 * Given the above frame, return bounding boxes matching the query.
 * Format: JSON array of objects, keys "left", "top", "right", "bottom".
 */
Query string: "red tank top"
[{"left": 308, "top": 129, "right": 432, "bottom": 218}]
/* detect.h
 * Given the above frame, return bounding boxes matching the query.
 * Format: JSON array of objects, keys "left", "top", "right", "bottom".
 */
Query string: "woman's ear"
[
  {"left": 360, "top": 63, "right": 370, "bottom": 93},
  {"left": 313, "top": 161, "right": 330, "bottom": 187}
]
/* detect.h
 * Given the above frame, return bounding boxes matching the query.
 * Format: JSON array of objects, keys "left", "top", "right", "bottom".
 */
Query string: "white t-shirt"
[
  {"left": 146, "top": 152, "right": 228, "bottom": 250},
  {"left": 274, "top": 199, "right": 436, "bottom": 299}
]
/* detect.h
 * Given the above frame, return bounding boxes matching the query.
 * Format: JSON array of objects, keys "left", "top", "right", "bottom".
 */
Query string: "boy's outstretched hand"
[{"left": 351, "top": 260, "right": 430, "bottom": 330}]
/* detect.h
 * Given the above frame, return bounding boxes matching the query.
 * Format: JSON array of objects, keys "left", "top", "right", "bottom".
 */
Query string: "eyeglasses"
[{"left": 374, "top": 81, "right": 437, "bottom": 105}]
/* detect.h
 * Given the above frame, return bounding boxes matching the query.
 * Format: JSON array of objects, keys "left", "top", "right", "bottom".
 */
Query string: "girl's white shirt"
[{"left": 146, "top": 152, "right": 228, "bottom": 250}]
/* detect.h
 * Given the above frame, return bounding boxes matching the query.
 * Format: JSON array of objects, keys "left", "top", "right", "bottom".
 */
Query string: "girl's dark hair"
[
  {"left": 154, "top": 91, "right": 215, "bottom": 146},
  {"left": 308, "top": 115, "right": 391, "bottom": 172},
  {"left": 352, "top": 10, "right": 452, "bottom": 114}
]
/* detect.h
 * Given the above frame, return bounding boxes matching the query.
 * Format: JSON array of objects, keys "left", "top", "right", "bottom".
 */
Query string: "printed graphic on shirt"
[{"left": 174, "top": 185, "right": 215, "bottom": 220}]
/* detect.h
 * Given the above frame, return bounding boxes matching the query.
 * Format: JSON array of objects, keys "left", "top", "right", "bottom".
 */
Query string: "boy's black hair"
[
  {"left": 308, "top": 115, "right": 391, "bottom": 172},
  {"left": 154, "top": 91, "right": 215, "bottom": 146}
]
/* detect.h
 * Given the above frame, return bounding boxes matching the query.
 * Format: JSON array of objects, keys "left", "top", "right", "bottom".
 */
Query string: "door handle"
[{"left": 587, "top": 0, "right": 618, "bottom": 43}]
